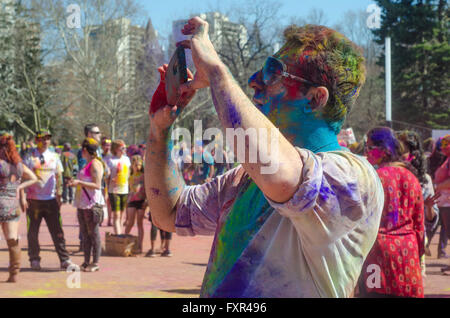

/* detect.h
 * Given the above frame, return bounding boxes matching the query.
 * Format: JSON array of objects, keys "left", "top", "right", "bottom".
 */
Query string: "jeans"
[
  {"left": 149, "top": 214, "right": 172, "bottom": 241},
  {"left": 77, "top": 209, "right": 101, "bottom": 264},
  {"left": 26, "top": 199, "right": 70, "bottom": 263},
  {"left": 62, "top": 177, "right": 74, "bottom": 203},
  {"left": 438, "top": 208, "right": 449, "bottom": 255}
]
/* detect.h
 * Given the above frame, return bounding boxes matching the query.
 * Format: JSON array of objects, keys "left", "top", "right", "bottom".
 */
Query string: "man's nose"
[{"left": 248, "top": 70, "right": 264, "bottom": 91}]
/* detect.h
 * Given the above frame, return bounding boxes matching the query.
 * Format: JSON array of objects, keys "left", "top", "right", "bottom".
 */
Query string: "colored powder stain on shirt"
[
  {"left": 319, "top": 185, "right": 336, "bottom": 201},
  {"left": 387, "top": 210, "right": 400, "bottom": 225},
  {"left": 115, "top": 163, "right": 127, "bottom": 186},
  {"left": 201, "top": 181, "right": 274, "bottom": 297}
]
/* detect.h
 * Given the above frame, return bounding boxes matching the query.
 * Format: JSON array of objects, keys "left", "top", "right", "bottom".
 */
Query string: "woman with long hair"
[
  {"left": 68, "top": 138, "right": 105, "bottom": 272},
  {"left": 0, "top": 133, "right": 38, "bottom": 282},
  {"left": 397, "top": 130, "right": 440, "bottom": 275},
  {"left": 124, "top": 155, "right": 146, "bottom": 253},
  {"left": 359, "top": 127, "right": 425, "bottom": 298}
]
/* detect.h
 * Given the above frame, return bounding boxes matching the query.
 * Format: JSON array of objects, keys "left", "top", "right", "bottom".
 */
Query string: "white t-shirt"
[
  {"left": 105, "top": 155, "right": 131, "bottom": 194},
  {"left": 175, "top": 148, "right": 385, "bottom": 297},
  {"left": 25, "top": 148, "right": 63, "bottom": 200}
]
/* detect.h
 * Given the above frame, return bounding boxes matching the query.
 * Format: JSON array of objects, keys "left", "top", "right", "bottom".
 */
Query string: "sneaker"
[
  {"left": 60, "top": 259, "right": 74, "bottom": 270},
  {"left": 85, "top": 264, "right": 99, "bottom": 272},
  {"left": 30, "top": 260, "right": 41, "bottom": 271},
  {"left": 145, "top": 249, "right": 156, "bottom": 258},
  {"left": 80, "top": 263, "right": 89, "bottom": 272},
  {"left": 161, "top": 250, "right": 172, "bottom": 257}
]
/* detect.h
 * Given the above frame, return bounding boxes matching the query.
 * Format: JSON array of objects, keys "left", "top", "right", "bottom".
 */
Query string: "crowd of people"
[
  {"left": 353, "top": 128, "right": 450, "bottom": 297},
  {"left": 0, "top": 122, "right": 237, "bottom": 278},
  {"left": 0, "top": 16, "right": 449, "bottom": 298},
  {"left": 4, "top": 123, "right": 448, "bottom": 294}
]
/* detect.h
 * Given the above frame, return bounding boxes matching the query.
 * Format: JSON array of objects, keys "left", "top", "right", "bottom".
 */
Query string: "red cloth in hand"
[{"left": 149, "top": 65, "right": 168, "bottom": 115}]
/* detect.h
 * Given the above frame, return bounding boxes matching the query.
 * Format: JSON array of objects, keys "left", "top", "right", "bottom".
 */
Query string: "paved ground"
[{"left": 0, "top": 203, "right": 449, "bottom": 298}]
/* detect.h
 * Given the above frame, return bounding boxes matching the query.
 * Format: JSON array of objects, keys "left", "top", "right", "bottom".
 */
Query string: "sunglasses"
[
  {"left": 261, "top": 56, "right": 319, "bottom": 87},
  {"left": 91, "top": 130, "right": 101, "bottom": 135},
  {"left": 36, "top": 135, "right": 51, "bottom": 141}
]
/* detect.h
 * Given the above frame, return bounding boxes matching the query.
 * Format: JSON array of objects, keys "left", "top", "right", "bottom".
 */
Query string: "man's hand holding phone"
[{"left": 149, "top": 59, "right": 195, "bottom": 137}]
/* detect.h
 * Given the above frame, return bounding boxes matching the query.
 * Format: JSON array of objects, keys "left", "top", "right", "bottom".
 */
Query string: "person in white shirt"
[
  {"left": 24, "top": 129, "right": 73, "bottom": 271},
  {"left": 105, "top": 140, "right": 131, "bottom": 234}
]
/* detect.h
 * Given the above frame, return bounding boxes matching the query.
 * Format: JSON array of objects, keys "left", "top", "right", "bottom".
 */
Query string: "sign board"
[
  {"left": 432, "top": 130, "right": 450, "bottom": 141},
  {"left": 338, "top": 128, "right": 356, "bottom": 145}
]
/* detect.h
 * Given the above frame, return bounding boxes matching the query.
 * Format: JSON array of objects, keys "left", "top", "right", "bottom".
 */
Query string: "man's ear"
[{"left": 306, "top": 86, "right": 329, "bottom": 110}]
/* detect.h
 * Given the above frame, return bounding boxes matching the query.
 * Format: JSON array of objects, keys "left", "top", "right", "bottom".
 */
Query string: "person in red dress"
[{"left": 359, "top": 127, "right": 425, "bottom": 298}]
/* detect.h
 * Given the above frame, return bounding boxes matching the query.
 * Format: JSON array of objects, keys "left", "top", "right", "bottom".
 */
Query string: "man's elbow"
[{"left": 259, "top": 164, "right": 302, "bottom": 203}]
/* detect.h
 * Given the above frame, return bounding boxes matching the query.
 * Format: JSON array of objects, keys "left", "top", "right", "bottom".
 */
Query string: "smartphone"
[{"left": 165, "top": 46, "right": 188, "bottom": 106}]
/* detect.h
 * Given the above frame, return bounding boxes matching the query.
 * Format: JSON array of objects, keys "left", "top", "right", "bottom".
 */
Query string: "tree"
[
  {"left": 289, "top": 8, "right": 329, "bottom": 26},
  {"left": 29, "top": 0, "right": 145, "bottom": 142},
  {"left": 0, "top": 0, "right": 50, "bottom": 141},
  {"left": 373, "top": 0, "right": 449, "bottom": 131},
  {"left": 334, "top": 9, "right": 386, "bottom": 140}
]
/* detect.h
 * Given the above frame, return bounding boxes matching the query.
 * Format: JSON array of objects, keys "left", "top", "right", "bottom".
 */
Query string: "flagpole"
[{"left": 385, "top": 37, "right": 392, "bottom": 128}]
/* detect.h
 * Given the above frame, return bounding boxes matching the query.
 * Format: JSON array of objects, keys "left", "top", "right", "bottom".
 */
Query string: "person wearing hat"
[
  {"left": 78, "top": 124, "right": 103, "bottom": 171},
  {"left": 61, "top": 143, "right": 78, "bottom": 204},
  {"left": 23, "top": 129, "right": 73, "bottom": 270}
]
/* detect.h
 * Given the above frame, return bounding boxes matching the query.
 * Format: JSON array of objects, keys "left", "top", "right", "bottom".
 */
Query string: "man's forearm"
[{"left": 145, "top": 127, "right": 185, "bottom": 232}]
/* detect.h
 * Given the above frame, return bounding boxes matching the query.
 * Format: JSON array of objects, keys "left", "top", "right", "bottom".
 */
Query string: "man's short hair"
[
  {"left": 84, "top": 124, "right": 98, "bottom": 137},
  {"left": 277, "top": 25, "right": 366, "bottom": 134}
]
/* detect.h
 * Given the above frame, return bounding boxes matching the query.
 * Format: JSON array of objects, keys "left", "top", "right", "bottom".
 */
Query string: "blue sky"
[{"left": 142, "top": 0, "right": 375, "bottom": 37}]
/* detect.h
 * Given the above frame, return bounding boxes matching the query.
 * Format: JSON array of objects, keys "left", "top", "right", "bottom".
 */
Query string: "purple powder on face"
[{"left": 369, "top": 128, "right": 397, "bottom": 157}]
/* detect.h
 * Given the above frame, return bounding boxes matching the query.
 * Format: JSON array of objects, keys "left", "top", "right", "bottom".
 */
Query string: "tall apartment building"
[
  {"left": 171, "top": 12, "right": 249, "bottom": 68},
  {"left": 88, "top": 17, "right": 145, "bottom": 93}
]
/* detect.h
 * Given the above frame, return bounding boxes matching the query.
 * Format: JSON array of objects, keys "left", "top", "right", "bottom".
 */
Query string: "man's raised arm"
[{"left": 144, "top": 65, "right": 195, "bottom": 232}]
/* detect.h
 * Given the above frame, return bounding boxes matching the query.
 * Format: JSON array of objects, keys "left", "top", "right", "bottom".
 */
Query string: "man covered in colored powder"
[
  {"left": 23, "top": 129, "right": 74, "bottom": 270},
  {"left": 145, "top": 17, "right": 384, "bottom": 297}
]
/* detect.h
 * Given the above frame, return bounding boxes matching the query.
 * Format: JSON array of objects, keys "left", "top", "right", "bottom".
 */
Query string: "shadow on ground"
[
  {"left": 162, "top": 288, "right": 201, "bottom": 295},
  {"left": 0, "top": 267, "right": 61, "bottom": 273},
  {"left": 183, "top": 262, "right": 207, "bottom": 267}
]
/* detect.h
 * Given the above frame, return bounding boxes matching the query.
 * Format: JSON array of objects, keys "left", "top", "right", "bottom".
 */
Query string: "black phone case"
[{"left": 166, "top": 46, "right": 188, "bottom": 106}]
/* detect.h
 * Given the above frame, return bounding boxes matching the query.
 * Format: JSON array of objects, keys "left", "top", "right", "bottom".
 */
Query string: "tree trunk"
[{"left": 111, "top": 118, "right": 116, "bottom": 140}]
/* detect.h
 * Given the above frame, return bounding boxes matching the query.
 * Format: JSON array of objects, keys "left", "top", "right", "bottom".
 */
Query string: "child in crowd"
[{"left": 124, "top": 155, "right": 146, "bottom": 253}]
